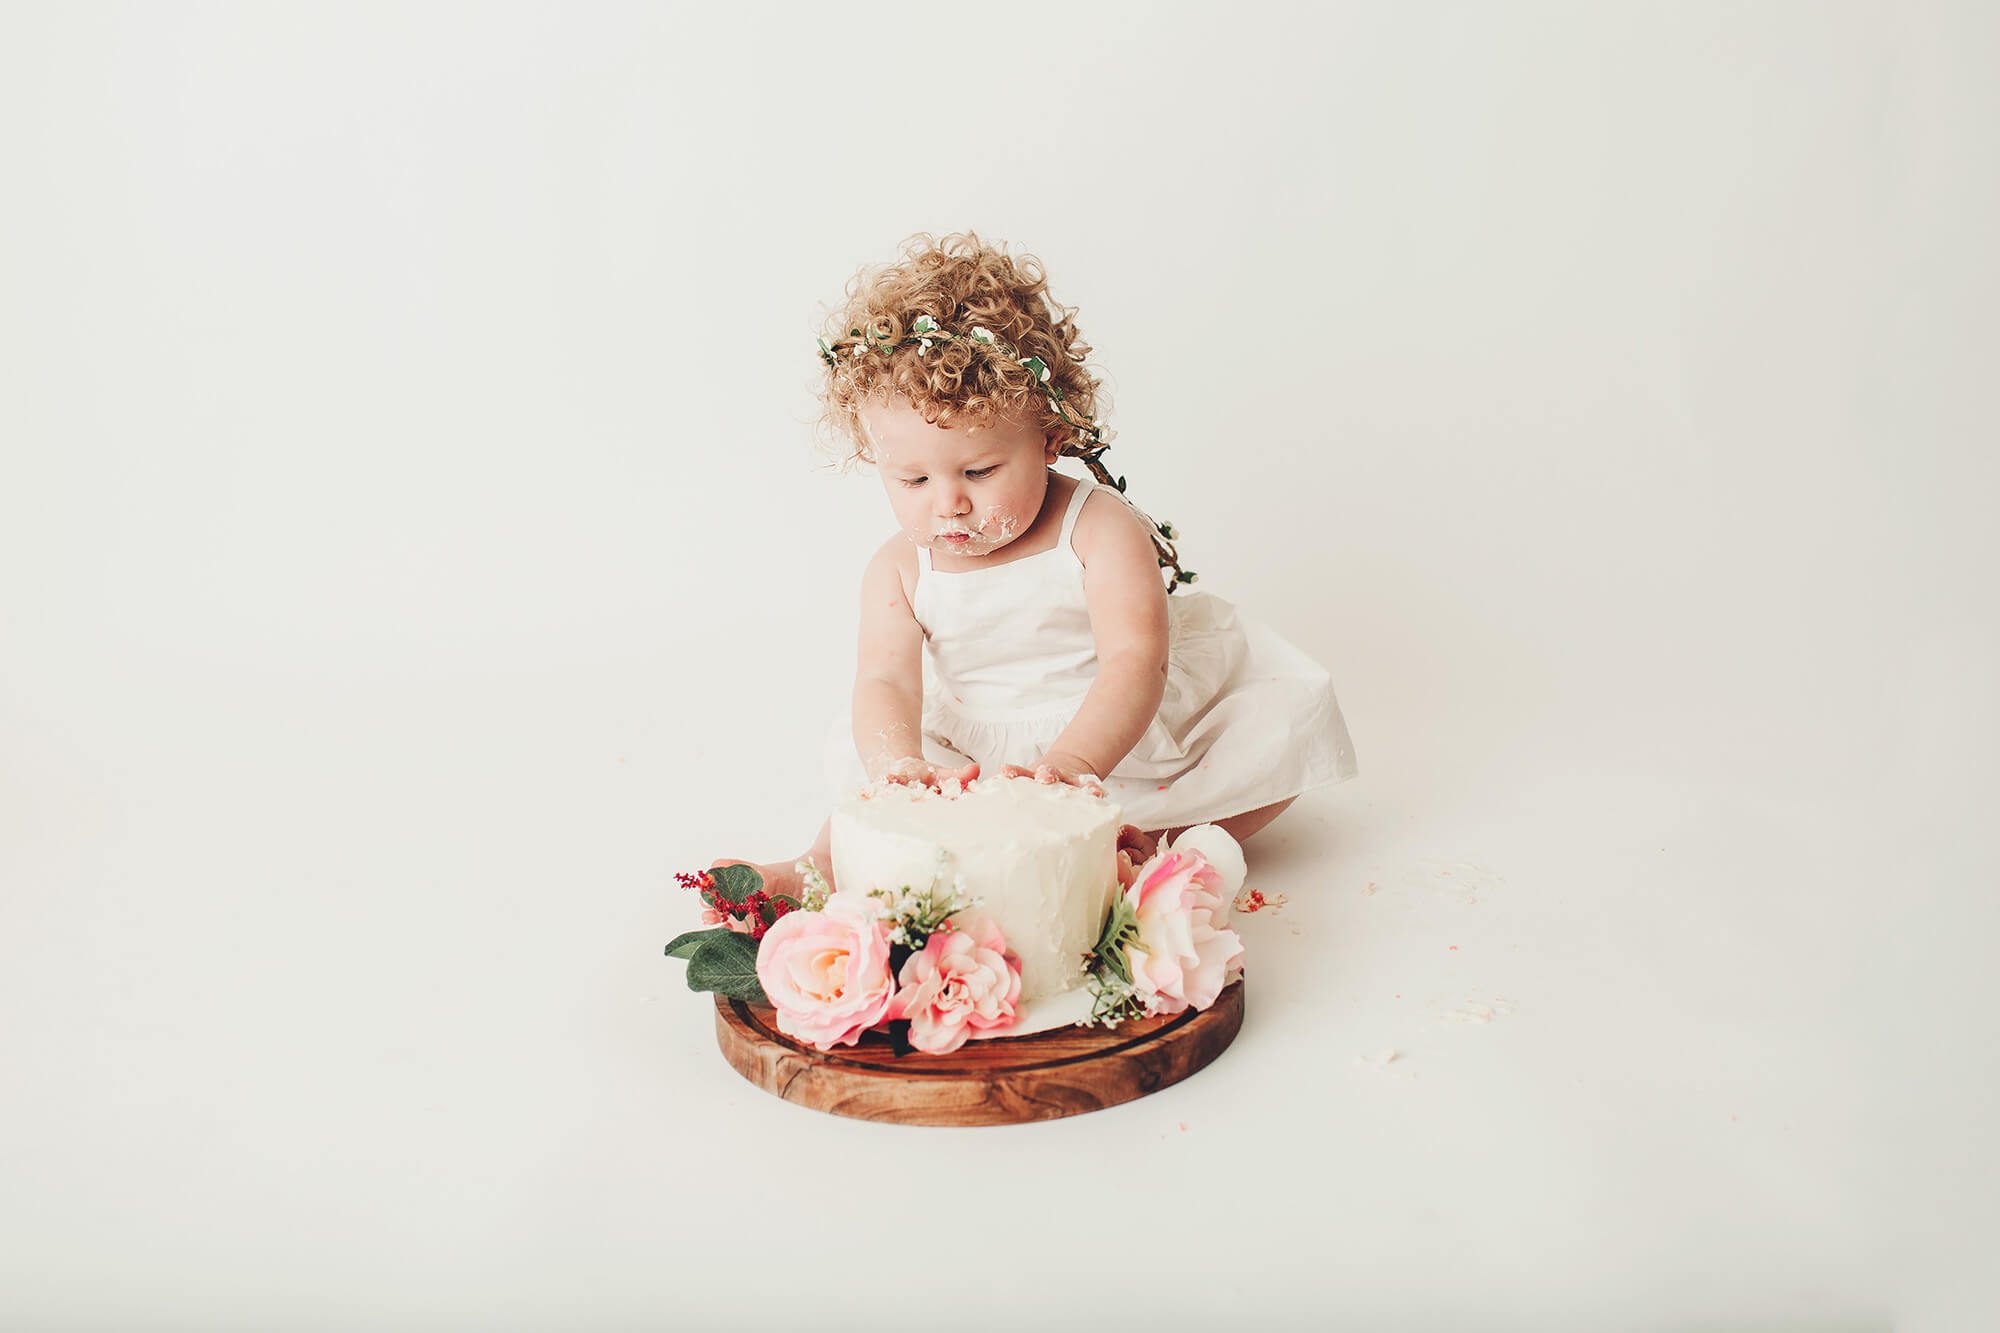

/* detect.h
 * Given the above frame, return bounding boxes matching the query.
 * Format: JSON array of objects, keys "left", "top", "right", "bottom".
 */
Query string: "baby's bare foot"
[
  {"left": 1119, "top": 825, "right": 1160, "bottom": 861},
  {"left": 1113, "top": 825, "right": 1158, "bottom": 889},
  {"left": 707, "top": 856, "right": 807, "bottom": 901}
]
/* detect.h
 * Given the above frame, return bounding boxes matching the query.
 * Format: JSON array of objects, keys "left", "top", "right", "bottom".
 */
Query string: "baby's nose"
[{"left": 935, "top": 486, "right": 971, "bottom": 518}]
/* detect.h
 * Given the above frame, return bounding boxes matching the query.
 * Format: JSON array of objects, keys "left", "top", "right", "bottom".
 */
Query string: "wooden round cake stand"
[{"left": 712, "top": 980, "right": 1243, "bottom": 1126}]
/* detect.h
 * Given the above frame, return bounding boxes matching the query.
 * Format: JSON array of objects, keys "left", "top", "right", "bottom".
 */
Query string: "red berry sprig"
[{"left": 673, "top": 867, "right": 797, "bottom": 941}]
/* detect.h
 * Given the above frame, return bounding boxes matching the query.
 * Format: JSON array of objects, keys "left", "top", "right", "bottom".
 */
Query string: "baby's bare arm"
[
  {"left": 851, "top": 541, "right": 929, "bottom": 782},
  {"left": 1041, "top": 494, "right": 1170, "bottom": 778}
]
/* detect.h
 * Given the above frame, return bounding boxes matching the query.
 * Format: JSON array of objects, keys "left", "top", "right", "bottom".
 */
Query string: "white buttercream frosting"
[{"left": 830, "top": 777, "right": 1123, "bottom": 1005}]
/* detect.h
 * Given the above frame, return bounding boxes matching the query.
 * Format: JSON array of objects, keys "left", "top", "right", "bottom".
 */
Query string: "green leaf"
[
  {"left": 686, "top": 931, "right": 768, "bottom": 1003},
  {"left": 1092, "top": 897, "right": 1139, "bottom": 985},
  {"left": 761, "top": 894, "right": 801, "bottom": 924},
  {"left": 707, "top": 863, "right": 764, "bottom": 903},
  {"left": 665, "top": 928, "right": 723, "bottom": 959}
]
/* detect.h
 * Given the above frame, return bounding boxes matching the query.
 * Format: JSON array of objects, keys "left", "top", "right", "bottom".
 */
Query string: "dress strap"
[
  {"left": 916, "top": 545, "right": 932, "bottom": 575},
  {"left": 1057, "top": 475, "right": 1096, "bottom": 550}
]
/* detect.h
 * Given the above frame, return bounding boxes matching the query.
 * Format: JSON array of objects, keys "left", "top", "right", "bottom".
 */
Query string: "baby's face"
[{"left": 860, "top": 400, "right": 1060, "bottom": 559}]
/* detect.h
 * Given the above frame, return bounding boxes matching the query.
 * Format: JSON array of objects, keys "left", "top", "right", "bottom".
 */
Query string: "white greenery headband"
[{"left": 817, "top": 315, "right": 1196, "bottom": 590}]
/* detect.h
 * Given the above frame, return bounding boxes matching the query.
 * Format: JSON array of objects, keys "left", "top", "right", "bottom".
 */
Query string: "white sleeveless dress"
[{"left": 821, "top": 473, "right": 1359, "bottom": 830}]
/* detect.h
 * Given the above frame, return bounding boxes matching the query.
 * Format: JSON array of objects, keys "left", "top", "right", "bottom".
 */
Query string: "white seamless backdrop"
[{"left": 1, "top": 3, "right": 1994, "bottom": 1330}]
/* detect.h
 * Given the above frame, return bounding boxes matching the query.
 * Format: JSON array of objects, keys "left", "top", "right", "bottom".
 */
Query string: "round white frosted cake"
[{"left": 829, "top": 775, "right": 1122, "bottom": 1035}]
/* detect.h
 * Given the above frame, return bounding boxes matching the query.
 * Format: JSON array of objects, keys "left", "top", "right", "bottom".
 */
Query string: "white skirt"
[{"left": 822, "top": 591, "right": 1358, "bottom": 831}]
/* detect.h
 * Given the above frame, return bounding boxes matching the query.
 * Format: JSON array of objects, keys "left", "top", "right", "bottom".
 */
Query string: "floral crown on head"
[
  {"left": 819, "top": 314, "right": 1111, "bottom": 458},
  {"left": 816, "top": 315, "right": 1196, "bottom": 590}
]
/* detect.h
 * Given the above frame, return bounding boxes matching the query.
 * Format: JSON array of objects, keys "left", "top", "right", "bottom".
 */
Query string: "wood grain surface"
[{"left": 712, "top": 980, "right": 1244, "bottom": 1125}]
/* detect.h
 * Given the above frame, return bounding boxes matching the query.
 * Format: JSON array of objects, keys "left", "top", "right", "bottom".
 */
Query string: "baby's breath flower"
[
  {"left": 864, "top": 865, "right": 973, "bottom": 952},
  {"left": 793, "top": 857, "right": 833, "bottom": 912}
]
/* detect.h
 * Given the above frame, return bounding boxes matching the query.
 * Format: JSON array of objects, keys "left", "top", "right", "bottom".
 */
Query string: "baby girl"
[{"left": 714, "top": 232, "right": 1356, "bottom": 896}]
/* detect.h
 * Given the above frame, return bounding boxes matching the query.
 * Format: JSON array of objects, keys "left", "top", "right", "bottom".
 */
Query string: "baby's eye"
[
  {"left": 900, "top": 477, "right": 927, "bottom": 488},
  {"left": 966, "top": 467, "right": 997, "bottom": 479}
]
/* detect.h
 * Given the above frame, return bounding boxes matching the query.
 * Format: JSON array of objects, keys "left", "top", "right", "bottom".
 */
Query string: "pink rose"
[
  {"left": 1123, "top": 845, "right": 1245, "bottom": 1017},
  {"left": 753, "top": 891, "right": 895, "bottom": 1050},
  {"left": 887, "top": 913, "right": 1023, "bottom": 1054}
]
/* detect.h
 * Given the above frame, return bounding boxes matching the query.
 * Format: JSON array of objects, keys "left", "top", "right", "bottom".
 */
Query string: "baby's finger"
[{"left": 999, "top": 763, "right": 1035, "bottom": 780}]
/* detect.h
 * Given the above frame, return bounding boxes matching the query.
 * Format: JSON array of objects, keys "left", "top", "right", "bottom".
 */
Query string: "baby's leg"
[
  {"left": 709, "top": 817, "right": 835, "bottom": 901},
  {"left": 1147, "top": 795, "right": 1298, "bottom": 852}
]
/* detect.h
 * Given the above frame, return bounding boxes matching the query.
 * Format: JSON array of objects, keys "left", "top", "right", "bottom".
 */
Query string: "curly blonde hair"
[{"left": 813, "top": 231, "right": 1109, "bottom": 467}]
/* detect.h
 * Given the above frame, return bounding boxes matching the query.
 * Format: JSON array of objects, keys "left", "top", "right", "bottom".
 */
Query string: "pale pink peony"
[
  {"left": 1160, "top": 825, "right": 1248, "bottom": 985},
  {"left": 1161, "top": 825, "right": 1246, "bottom": 926},
  {"left": 887, "top": 913, "right": 1023, "bottom": 1053},
  {"left": 753, "top": 891, "right": 895, "bottom": 1050},
  {"left": 1122, "top": 842, "right": 1246, "bottom": 1017}
]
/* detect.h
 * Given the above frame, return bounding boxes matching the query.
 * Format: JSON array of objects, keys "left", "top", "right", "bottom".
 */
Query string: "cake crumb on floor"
[{"left": 1441, "top": 996, "right": 1516, "bottom": 1025}]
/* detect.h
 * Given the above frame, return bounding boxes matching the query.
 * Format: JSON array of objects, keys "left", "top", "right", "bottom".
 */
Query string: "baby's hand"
[
  {"left": 882, "top": 756, "right": 980, "bottom": 791},
  {"left": 1001, "top": 756, "right": 1103, "bottom": 793}
]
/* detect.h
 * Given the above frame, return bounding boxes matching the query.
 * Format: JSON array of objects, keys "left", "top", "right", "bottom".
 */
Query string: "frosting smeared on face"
[
  {"left": 859, "top": 401, "right": 1059, "bottom": 562},
  {"left": 924, "top": 505, "right": 1023, "bottom": 557}
]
